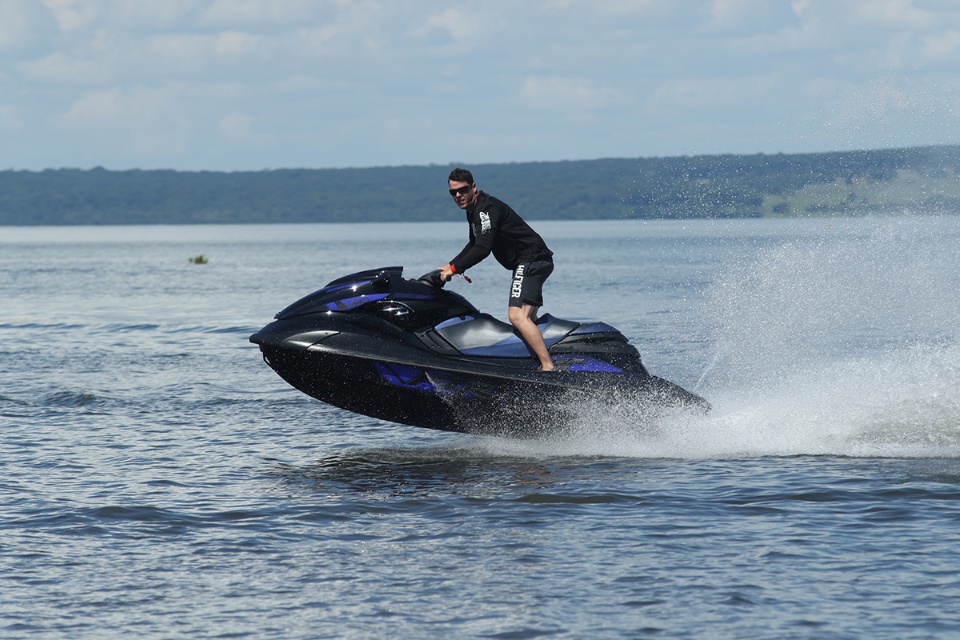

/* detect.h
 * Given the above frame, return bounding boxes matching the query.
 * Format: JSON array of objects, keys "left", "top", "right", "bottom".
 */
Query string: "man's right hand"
[{"left": 437, "top": 265, "right": 455, "bottom": 282}]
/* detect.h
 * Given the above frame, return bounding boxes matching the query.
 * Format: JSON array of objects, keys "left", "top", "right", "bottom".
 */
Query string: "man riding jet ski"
[{"left": 249, "top": 266, "right": 709, "bottom": 437}]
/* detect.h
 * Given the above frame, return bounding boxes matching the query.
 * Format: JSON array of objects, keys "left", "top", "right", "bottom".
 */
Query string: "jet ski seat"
[{"left": 433, "top": 313, "right": 580, "bottom": 357}]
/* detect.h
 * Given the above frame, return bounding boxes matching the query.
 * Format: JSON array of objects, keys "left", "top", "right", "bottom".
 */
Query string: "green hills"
[{"left": 2, "top": 144, "right": 959, "bottom": 226}]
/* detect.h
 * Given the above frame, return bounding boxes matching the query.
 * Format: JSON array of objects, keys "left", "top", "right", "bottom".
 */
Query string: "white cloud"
[
  {"left": 42, "top": 0, "right": 99, "bottom": 32},
  {"left": 215, "top": 31, "right": 263, "bottom": 57},
  {"left": 922, "top": 30, "right": 960, "bottom": 60},
  {"left": 652, "top": 76, "right": 777, "bottom": 110},
  {"left": 219, "top": 112, "right": 253, "bottom": 141},
  {"left": 409, "top": 8, "right": 479, "bottom": 48},
  {"left": 3, "top": 0, "right": 960, "bottom": 170},
  {"left": 0, "top": 105, "right": 24, "bottom": 132},
  {"left": 59, "top": 86, "right": 145, "bottom": 125},
  {"left": 727, "top": 18, "right": 836, "bottom": 54},
  {"left": 18, "top": 51, "right": 112, "bottom": 84},
  {"left": 0, "top": 0, "right": 41, "bottom": 51},
  {"left": 520, "top": 76, "right": 620, "bottom": 111},
  {"left": 537, "top": 0, "right": 663, "bottom": 18},
  {"left": 196, "top": 0, "right": 320, "bottom": 28},
  {"left": 290, "top": 25, "right": 348, "bottom": 58},
  {"left": 710, "top": 0, "right": 773, "bottom": 28},
  {"left": 219, "top": 111, "right": 275, "bottom": 147},
  {"left": 147, "top": 33, "right": 213, "bottom": 69},
  {"left": 853, "top": 0, "right": 933, "bottom": 29},
  {"left": 58, "top": 85, "right": 192, "bottom": 155}
]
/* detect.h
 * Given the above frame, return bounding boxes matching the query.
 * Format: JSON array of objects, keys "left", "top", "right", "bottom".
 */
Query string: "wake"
[{"left": 480, "top": 217, "right": 960, "bottom": 459}]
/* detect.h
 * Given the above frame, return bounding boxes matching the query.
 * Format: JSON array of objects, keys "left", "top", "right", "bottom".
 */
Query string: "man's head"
[{"left": 448, "top": 167, "right": 478, "bottom": 210}]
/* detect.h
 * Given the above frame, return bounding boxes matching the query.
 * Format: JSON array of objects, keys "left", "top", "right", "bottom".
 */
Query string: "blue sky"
[{"left": 2, "top": 0, "right": 959, "bottom": 171}]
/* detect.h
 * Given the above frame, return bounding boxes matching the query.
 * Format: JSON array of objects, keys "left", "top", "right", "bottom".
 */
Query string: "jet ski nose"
[{"left": 250, "top": 321, "right": 339, "bottom": 350}]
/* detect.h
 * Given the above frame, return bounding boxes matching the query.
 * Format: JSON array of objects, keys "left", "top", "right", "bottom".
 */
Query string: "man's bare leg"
[{"left": 508, "top": 304, "right": 555, "bottom": 371}]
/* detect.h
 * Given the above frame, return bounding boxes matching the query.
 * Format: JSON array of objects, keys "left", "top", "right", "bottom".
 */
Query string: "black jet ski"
[{"left": 250, "top": 266, "right": 708, "bottom": 437}]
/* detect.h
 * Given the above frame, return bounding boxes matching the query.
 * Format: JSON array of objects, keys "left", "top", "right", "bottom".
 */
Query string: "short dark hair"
[{"left": 448, "top": 167, "right": 474, "bottom": 185}]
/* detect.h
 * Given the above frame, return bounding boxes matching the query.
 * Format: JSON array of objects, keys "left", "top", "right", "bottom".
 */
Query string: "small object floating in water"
[{"left": 189, "top": 255, "right": 208, "bottom": 264}]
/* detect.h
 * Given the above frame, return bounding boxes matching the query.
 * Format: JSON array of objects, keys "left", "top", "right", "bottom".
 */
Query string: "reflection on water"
[{"left": 272, "top": 447, "right": 573, "bottom": 498}]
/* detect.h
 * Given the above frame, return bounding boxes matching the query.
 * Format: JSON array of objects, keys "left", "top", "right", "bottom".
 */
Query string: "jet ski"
[{"left": 249, "top": 266, "right": 709, "bottom": 437}]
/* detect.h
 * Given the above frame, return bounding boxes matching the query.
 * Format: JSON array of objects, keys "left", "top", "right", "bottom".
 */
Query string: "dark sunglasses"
[{"left": 449, "top": 184, "right": 474, "bottom": 197}]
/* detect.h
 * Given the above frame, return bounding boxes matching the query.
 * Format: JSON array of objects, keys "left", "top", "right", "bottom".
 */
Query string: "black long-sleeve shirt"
[{"left": 449, "top": 191, "right": 553, "bottom": 274}]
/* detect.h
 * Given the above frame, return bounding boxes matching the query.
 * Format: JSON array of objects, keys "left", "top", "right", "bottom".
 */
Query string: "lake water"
[{"left": 3, "top": 216, "right": 960, "bottom": 639}]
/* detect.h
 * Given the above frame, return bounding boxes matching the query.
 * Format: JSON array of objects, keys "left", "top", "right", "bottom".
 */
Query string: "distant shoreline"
[{"left": 2, "top": 144, "right": 958, "bottom": 226}]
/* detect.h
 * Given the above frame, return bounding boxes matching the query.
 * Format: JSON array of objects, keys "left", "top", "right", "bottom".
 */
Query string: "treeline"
[{"left": 2, "top": 144, "right": 959, "bottom": 226}]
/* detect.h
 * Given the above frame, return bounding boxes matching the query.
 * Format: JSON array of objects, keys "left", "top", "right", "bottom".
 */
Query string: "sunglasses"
[{"left": 449, "top": 185, "right": 474, "bottom": 197}]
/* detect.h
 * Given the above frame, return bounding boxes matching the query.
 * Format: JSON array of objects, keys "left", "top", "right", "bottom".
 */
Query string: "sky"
[{"left": 2, "top": 0, "right": 959, "bottom": 171}]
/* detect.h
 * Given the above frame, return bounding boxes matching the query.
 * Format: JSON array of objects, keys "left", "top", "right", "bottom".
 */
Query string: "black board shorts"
[{"left": 508, "top": 260, "right": 554, "bottom": 308}]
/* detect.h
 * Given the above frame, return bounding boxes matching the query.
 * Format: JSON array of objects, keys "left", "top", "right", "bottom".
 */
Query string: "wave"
[{"left": 472, "top": 218, "right": 960, "bottom": 460}]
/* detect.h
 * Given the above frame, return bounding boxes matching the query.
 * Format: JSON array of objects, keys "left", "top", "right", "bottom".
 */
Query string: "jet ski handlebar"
[{"left": 417, "top": 269, "right": 447, "bottom": 289}]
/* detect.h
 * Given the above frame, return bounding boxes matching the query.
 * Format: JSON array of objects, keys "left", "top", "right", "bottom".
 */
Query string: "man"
[{"left": 438, "top": 167, "right": 556, "bottom": 371}]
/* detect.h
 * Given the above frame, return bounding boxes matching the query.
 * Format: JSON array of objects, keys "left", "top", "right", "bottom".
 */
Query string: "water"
[{"left": 2, "top": 217, "right": 960, "bottom": 638}]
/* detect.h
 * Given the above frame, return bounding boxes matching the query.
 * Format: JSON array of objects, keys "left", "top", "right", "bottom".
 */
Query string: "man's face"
[{"left": 448, "top": 180, "right": 478, "bottom": 210}]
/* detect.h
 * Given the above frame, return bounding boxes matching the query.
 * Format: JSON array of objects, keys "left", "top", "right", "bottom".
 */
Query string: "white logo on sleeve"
[{"left": 479, "top": 211, "right": 491, "bottom": 233}]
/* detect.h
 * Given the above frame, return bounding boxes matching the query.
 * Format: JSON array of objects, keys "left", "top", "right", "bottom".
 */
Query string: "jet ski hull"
[{"left": 256, "top": 342, "right": 704, "bottom": 436}]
